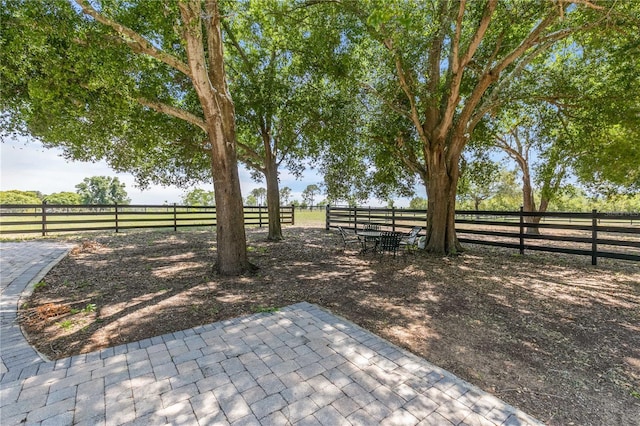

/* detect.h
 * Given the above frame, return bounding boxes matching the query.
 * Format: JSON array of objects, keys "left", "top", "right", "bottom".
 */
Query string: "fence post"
[
  {"left": 325, "top": 204, "right": 330, "bottom": 230},
  {"left": 115, "top": 202, "right": 119, "bottom": 233},
  {"left": 173, "top": 203, "right": 177, "bottom": 232},
  {"left": 291, "top": 204, "right": 295, "bottom": 226},
  {"left": 354, "top": 207, "right": 358, "bottom": 230},
  {"left": 259, "top": 206, "right": 263, "bottom": 228},
  {"left": 519, "top": 206, "right": 524, "bottom": 256},
  {"left": 41, "top": 201, "right": 47, "bottom": 237},
  {"left": 592, "top": 209, "right": 598, "bottom": 265},
  {"left": 392, "top": 206, "right": 396, "bottom": 232}
]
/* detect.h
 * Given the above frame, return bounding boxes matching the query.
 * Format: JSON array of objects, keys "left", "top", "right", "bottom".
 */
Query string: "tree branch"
[
  {"left": 221, "top": 19, "right": 253, "bottom": 71},
  {"left": 425, "top": 0, "right": 449, "bottom": 130},
  {"left": 203, "top": 0, "right": 228, "bottom": 99},
  {"left": 495, "top": 134, "right": 526, "bottom": 170},
  {"left": 137, "top": 98, "right": 207, "bottom": 132},
  {"left": 383, "top": 41, "right": 429, "bottom": 144},
  {"left": 490, "top": 11, "right": 559, "bottom": 77},
  {"left": 240, "top": 156, "right": 266, "bottom": 175},
  {"left": 460, "top": 0, "right": 498, "bottom": 68},
  {"left": 394, "top": 135, "right": 427, "bottom": 179},
  {"left": 461, "top": 14, "right": 569, "bottom": 148},
  {"left": 451, "top": 0, "right": 465, "bottom": 74},
  {"left": 74, "top": 0, "right": 191, "bottom": 77},
  {"left": 236, "top": 141, "right": 264, "bottom": 165},
  {"left": 360, "top": 83, "right": 411, "bottom": 120},
  {"left": 435, "top": 0, "right": 497, "bottom": 144},
  {"left": 374, "top": 134, "right": 426, "bottom": 180}
]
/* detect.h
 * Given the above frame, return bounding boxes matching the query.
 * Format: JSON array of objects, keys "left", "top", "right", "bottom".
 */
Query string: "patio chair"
[
  {"left": 377, "top": 231, "right": 402, "bottom": 257},
  {"left": 363, "top": 223, "right": 380, "bottom": 231},
  {"left": 338, "top": 226, "right": 362, "bottom": 252},
  {"left": 362, "top": 223, "right": 381, "bottom": 251},
  {"left": 400, "top": 226, "right": 422, "bottom": 253}
]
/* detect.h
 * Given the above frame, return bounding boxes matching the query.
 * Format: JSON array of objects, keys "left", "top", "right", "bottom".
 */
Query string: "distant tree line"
[
  {"left": 180, "top": 184, "right": 327, "bottom": 209},
  {"left": 408, "top": 168, "right": 640, "bottom": 213},
  {"left": 0, "top": 176, "right": 130, "bottom": 205}
]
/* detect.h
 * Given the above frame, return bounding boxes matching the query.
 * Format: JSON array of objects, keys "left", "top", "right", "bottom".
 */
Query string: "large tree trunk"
[
  {"left": 424, "top": 149, "right": 463, "bottom": 254},
  {"left": 180, "top": 0, "right": 250, "bottom": 275},
  {"left": 527, "top": 196, "right": 550, "bottom": 234},
  {"left": 264, "top": 154, "right": 283, "bottom": 241},
  {"left": 208, "top": 128, "right": 250, "bottom": 275}
]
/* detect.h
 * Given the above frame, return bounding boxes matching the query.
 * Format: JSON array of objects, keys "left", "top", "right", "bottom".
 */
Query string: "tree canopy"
[
  {"left": 1, "top": 0, "right": 638, "bottom": 260},
  {"left": 75, "top": 176, "right": 130, "bottom": 205},
  {"left": 301, "top": 184, "right": 321, "bottom": 208},
  {"left": 1, "top": 0, "right": 252, "bottom": 274},
  {"left": 1, "top": 0, "right": 211, "bottom": 188},
  {"left": 249, "top": 188, "right": 267, "bottom": 206},
  {"left": 181, "top": 189, "right": 215, "bottom": 206},
  {"left": 44, "top": 191, "right": 83, "bottom": 205},
  {"left": 329, "top": 0, "right": 638, "bottom": 253},
  {"left": 222, "top": 0, "right": 362, "bottom": 240},
  {"left": 476, "top": 17, "right": 640, "bottom": 226},
  {"left": 0, "top": 190, "right": 42, "bottom": 204}
]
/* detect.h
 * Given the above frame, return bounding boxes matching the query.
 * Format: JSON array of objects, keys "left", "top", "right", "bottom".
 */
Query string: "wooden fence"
[
  {"left": 326, "top": 205, "right": 640, "bottom": 265},
  {"left": 0, "top": 203, "right": 294, "bottom": 236}
]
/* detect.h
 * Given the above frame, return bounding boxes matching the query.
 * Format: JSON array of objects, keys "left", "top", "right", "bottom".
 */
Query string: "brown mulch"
[{"left": 19, "top": 226, "right": 640, "bottom": 425}]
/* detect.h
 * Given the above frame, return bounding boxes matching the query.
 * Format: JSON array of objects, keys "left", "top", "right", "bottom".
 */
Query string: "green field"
[
  {"left": 0, "top": 206, "right": 324, "bottom": 238},
  {"left": 292, "top": 209, "right": 325, "bottom": 226}
]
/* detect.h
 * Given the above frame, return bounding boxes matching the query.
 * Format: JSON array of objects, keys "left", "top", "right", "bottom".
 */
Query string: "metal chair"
[
  {"left": 377, "top": 231, "right": 402, "bottom": 257},
  {"left": 362, "top": 223, "right": 381, "bottom": 251},
  {"left": 338, "top": 226, "right": 362, "bottom": 252},
  {"left": 400, "top": 226, "right": 422, "bottom": 253}
]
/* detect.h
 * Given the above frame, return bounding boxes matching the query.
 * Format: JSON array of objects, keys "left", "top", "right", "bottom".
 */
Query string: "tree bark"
[
  {"left": 207, "top": 127, "right": 250, "bottom": 275},
  {"left": 423, "top": 147, "right": 463, "bottom": 254},
  {"left": 519, "top": 156, "right": 547, "bottom": 235},
  {"left": 264, "top": 150, "right": 283, "bottom": 241},
  {"left": 179, "top": 0, "right": 250, "bottom": 275}
]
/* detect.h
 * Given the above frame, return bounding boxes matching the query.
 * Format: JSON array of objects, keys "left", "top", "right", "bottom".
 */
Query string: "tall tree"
[
  {"left": 250, "top": 188, "right": 267, "bottom": 206},
  {"left": 1, "top": 0, "right": 250, "bottom": 274},
  {"left": 279, "top": 187, "right": 292, "bottom": 206},
  {"left": 488, "top": 24, "right": 640, "bottom": 232},
  {"left": 343, "top": 0, "right": 626, "bottom": 254},
  {"left": 301, "top": 184, "right": 321, "bottom": 208},
  {"left": 245, "top": 194, "right": 258, "bottom": 207},
  {"left": 492, "top": 111, "right": 567, "bottom": 234},
  {"left": 181, "top": 189, "right": 215, "bottom": 206},
  {"left": 224, "top": 1, "right": 359, "bottom": 240},
  {"left": 75, "top": 176, "right": 130, "bottom": 204},
  {"left": 457, "top": 158, "right": 516, "bottom": 212},
  {"left": 409, "top": 197, "right": 428, "bottom": 210}
]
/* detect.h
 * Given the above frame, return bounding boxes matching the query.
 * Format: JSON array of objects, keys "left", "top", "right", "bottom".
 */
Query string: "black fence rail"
[
  {"left": 0, "top": 203, "right": 295, "bottom": 236},
  {"left": 326, "top": 205, "right": 640, "bottom": 265}
]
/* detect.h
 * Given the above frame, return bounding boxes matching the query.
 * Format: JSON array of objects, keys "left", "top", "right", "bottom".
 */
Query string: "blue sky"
[
  {"left": 1, "top": 136, "right": 411, "bottom": 206},
  {"left": 0, "top": 136, "right": 317, "bottom": 204}
]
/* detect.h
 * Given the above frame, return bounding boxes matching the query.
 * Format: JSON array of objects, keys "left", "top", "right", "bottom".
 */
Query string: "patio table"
[{"left": 356, "top": 230, "right": 382, "bottom": 253}]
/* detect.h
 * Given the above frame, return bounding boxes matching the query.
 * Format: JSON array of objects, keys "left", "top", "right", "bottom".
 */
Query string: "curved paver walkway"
[
  {"left": 0, "top": 241, "right": 543, "bottom": 425},
  {"left": 1, "top": 241, "right": 74, "bottom": 377}
]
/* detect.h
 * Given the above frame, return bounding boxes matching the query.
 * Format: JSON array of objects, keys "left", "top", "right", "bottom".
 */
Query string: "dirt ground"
[{"left": 18, "top": 225, "right": 640, "bottom": 425}]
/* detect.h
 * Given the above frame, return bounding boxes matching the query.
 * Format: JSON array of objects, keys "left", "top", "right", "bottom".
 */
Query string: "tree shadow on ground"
[{"left": 20, "top": 227, "right": 640, "bottom": 425}]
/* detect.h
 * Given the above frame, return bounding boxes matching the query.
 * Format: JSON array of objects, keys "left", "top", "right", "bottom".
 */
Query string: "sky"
[
  {"left": 0, "top": 136, "right": 318, "bottom": 205},
  {"left": 1, "top": 136, "right": 415, "bottom": 206}
]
